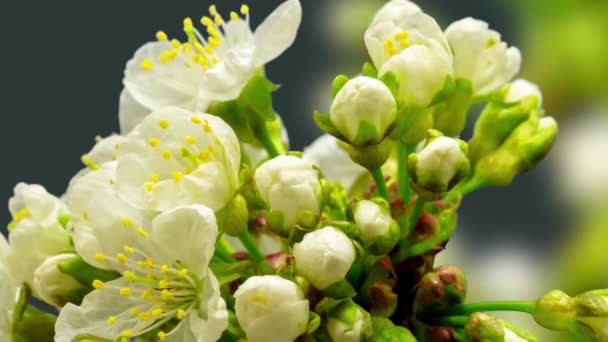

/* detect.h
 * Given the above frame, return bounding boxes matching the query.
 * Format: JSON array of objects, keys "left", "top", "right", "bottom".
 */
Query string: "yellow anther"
[
  {"left": 203, "top": 121, "right": 212, "bottom": 132},
  {"left": 209, "top": 5, "right": 217, "bottom": 15},
  {"left": 141, "top": 288, "right": 154, "bottom": 300},
  {"left": 183, "top": 17, "right": 193, "bottom": 29},
  {"left": 400, "top": 39, "right": 411, "bottom": 49},
  {"left": 94, "top": 253, "right": 106, "bottom": 262},
  {"left": 177, "top": 308, "right": 186, "bottom": 320},
  {"left": 179, "top": 268, "right": 189, "bottom": 277},
  {"left": 160, "top": 264, "right": 169, "bottom": 273},
  {"left": 137, "top": 227, "right": 148, "bottom": 238},
  {"left": 240, "top": 5, "right": 250, "bottom": 14},
  {"left": 384, "top": 39, "right": 397, "bottom": 56},
  {"left": 486, "top": 37, "right": 497, "bottom": 49},
  {"left": 124, "top": 270, "right": 135, "bottom": 281},
  {"left": 182, "top": 42, "right": 192, "bottom": 53},
  {"left": 123, "top": 245, "right": 134, "bottom": 255},
  {"left": 207, "top": 26, "right": 219, "bottom": 38},
  {"left": 147, "top": 272, "right": 157, "bottom": 279},
  {"left": 121, "top": 218, "right": 134, "bottom": 228},
  {"left": 156, "top": 31, "right": 168, "bottom": 41},
  {"left": 230, "top": 11, "right": 240, "bottom": 21},
  {"left": 150, "top": 173, "right": 160, "bottom": 183},
  {"left": 13, "top": 208, "right": 30, "bottom": 222},
  {"left": 208, "top": 37, "right": 220, "bottom": 48},
  {"left": 395, "top": 31, "right": 409, "bottom": 40},
  {"left": 198, "top": 151, "right": 210, "bottom": 162},
  {"left": 119, "top": 288, "right": 132, "bottom": 297},
  {"left": 214, "top": 15, "right": 222, "bottom": 26},
  {"left": 172, "top": 171, "right": 184, "bottom": 183},
  {"left": 117, "top": 253, "right": 128, "bottom": 265},
  {"left": 141, "top": 59, "right": 154, "bottom": 71},
  {"left": 170, "top": 39, "right": 181, "bottom": 49},
  {"left": 130, "top": 307, "right": 139, "bottom": 317},
  {"left": 152, "top": 308, "right": 164, "bottom": 317},
  {"left": 148, "top": 137, "right": 160, "bottom": 147},
  {"left": 95, "top": 135, "right": 102, "bottom": 142},
  {"left": 158, "top": 331, "right": 167, "bottom": 340},
  {"left": 159, "top": 279, "right": 169, "bottom": 289},
  {"left": 204, "top": 46, "right": 214, "bottom": 55},
  {"left": 185, "top": 136, "right": 197, "bottom": 145},
  {"left": 159, "top": 51, "right": 171, "bottom": 64},
  {"left": 81, "top": 154, "right": 100, "bottom": 170},
  {"left": 137, "top": 261, "right": 147, "bottom": 269},
  {"left": 184, "top": 165, "right": 193, "bottom": 174},
  {"left": 139, "top": 312, "right": 152, "bottom": 321},
  {"left": 161, "top": 289, "right": 171, "bottom": 300},
  {"left": 146, "top": 259, "right": 156, "bottom": 267},
  {"left": 212, "top": 57, "right": 219, "bottom": 65},
  {"left": 121, "top": 330, "right": 133, "bottom": 338},
  {"left": 83, "top": 210, "right": 89, "bottom": 221},
  {"left": 145, "top": 182, "right": 154, "bottom": 192},
  {"left": 107, "top": 316, "right": 116, "bottom": 326},
  {"left": 92, "top": 280, "right": 105, "bottom": 289},
  {"left": 191, "top": 115, "right": 202, "bottom": 124},
  {"left": 201, "top": 16, "right": 213, "bottom": 27},
  {"left": 158, "top": 119, "right": 169, "bottom": 129},
  {"left": 162, "top": 149, "right": 172, "bottom": 160}
]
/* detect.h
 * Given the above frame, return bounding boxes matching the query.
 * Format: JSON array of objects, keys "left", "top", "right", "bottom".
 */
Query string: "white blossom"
[
  {"left": 445, "top": 17, "right": 521, "bottom": 97},
  {"left": 353, "top": 200, "right": 393, "bottom": 245},
  {"left": 293, "top": 227, "right": 356, "bottom": 289},
  {"left": 5, "top": 183, "right": 72, "bottom": 288},
  {"left": 55, "top": 204, "right": 228, "bottom": 342},
  {"left": 119, "top": 0, "right": 302, "bottom": 132},
  {"left": 330, "top": 76, "right": 397, "bottom": 145},
  {"left": 33, "top": 253, "right": 88, "bottom": 308},
  {"left": 369, "top": 0, "right": 422, "bottom": 27},
  {"left": 234, "top": 275, "right": 309, "bottom": 342},
  {"left": 505, "top": 79, "right": 543, "bottom": 106},
  {"left": 254, "top": 156, "right": 322, "bottom": 229},
  {"left": 0, "top": 236, "right": 17, "bottom": 342}
]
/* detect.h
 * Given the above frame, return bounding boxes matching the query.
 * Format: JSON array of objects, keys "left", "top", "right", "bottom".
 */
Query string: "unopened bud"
[
  {"left": 33, "top": 253, "right": 90, "bottom": 307},
  {"left": 414, "top": 265, "right": 467, "bottom": 317},
  {"left": 326, "top": 299, "right": 373, "bottom": 342},
  {"left": 353, "top": 199, "right": 400, "bottom": 255},
  {"left": 466, "top": 313, "right": 537, "bottom": 342}
]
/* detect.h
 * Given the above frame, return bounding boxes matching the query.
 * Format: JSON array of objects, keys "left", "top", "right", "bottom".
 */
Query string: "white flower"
[
  {"left": 445, "top": 17, "right": 521, "bottom": 97},
  {"left": 254, "top": 156, "right": 322, "bottom": 229},
  {"left": 505, "top": 79, "right": 543, "bottom": 106},
  {"left": 33, "top": 253, "right": 88, "bottom": 308},
  {"left": 330, "top": 76, "right": 397, "bottom": 145},
  {"left": 119, "top": 0, "right": 302, "bottom": 133},
  {"left": 365, "top": 8, "right": 453, "bottom": 107},
  {"left": 353, "top": 200, "right": 393, "bottom": 245},
  {"left": 293, "top": 226, "right": 356, "bottom": 289},
  {"left": 234, "top": 275, "right": 309, "bottom": 342},
  {"left": 55, "top": 204, "right": 228, "bottom": 342},
  {"left": 303, "top": 134, "right": 367, "bottom": 190},
  {"left": 5, "top": 183, "right": 72, "bottom": 288},
  {"left": 369, "top": 0, "right": 421, "bottom": 27},
  {"left": 0, "top": 236, "right": 17, "bottom": 342}
]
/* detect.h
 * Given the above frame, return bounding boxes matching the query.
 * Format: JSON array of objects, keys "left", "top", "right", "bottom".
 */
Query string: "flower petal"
[
  {"left": 150, "top": 205, "right": 218, "bottom": 276},
  {"left": 197, "top": 45, "right": 256, "bottom": 102},
  {"left": 119, "top": 88, "right": 152, "bottom": 134},
  {"left": 253, "top": 0, "right": 302, "bottom": 67}
]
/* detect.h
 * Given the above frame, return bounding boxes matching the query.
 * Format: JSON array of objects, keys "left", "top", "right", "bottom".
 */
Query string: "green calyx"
[
  {"left": 216, "top": 194, "right": 249, "bottom": 236},
  {"left": 432, "top": 78, "right": 473, "bottom": 137}
]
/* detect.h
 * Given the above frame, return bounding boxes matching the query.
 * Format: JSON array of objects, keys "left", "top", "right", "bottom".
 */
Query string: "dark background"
[{"left": 0, "top": 1, "right": 566, "bottom": 253}]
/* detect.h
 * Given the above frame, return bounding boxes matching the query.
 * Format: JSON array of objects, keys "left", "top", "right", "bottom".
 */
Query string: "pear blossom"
[
  {"left": 234, "top": 275, "right": 309, "bottom": 342},
  {"left": 5, "top": 183, "right": 72, "bottom": 288},
  {"left": 465, "top": 313, "right": 535, "bottom": 342},
  {"left": 303, "top": 134, "right": 367, "bottom": 190},
  {"left": 330, "top": 76, "right": 397, "bottom": 145},
  {"left": 119, "top": 0, "right": 302, "bottom": 132},
  {"left": 326, "top": 301, "right": 371, "bottom": 342},
  {"left": 365, "top": 5, "right": 453, "bottom": 107},
  {"left": 0, "top": 235, "right": 17, "bottom": 341},
  {"left": 353, "top": 200, "right": 399, "bottom": 254},
  {"left": 55, "top": 204, "right": 228, "bottom": 342},
  {"left": 445, "top": 17, "right": 521, "bottom": 97},
  {"left": 369, "top": 0, "right": 422, "bottom": 27},
  {"left": 33, "top": 253, "right": 89, "bottom": 308},
  {"left": 505, "top": 79, "right": 543, "bottom": 106},
  {"left": 254, "top": 156, "right": 322, "bottom": 230},
  {"left": 293, "top": 226, "right": 356, "bottom": 289}
]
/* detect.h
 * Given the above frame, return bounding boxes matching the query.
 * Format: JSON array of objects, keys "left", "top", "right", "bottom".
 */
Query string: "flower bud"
[
  {"left": 234, "top": 275, "right": 309, "bottom": 342},
  {"left": 6, "top": 183, "right": 72, "bottom": 288},
  {"left": 445, "top": 17, "right": 521, "bottom": 97},
  {"left": 293, "top": 226, "right": 356, "bottom": 289},
  {"left": 215, "top": 194, "right": 249, "bottom": 236},
  {"left": 33, "top": 253, "right": 89, "bottom": 308},
  {"left": 532, "top": 290, "right": 575, "bottom": 331},
  {"left": 254, "top": 156, "right": 322, "bottom": 234},
  {"left": 371, "top": 326, "right": 417, "bottom": 342},
  {"left": 407, "top": 131, "right": 470, "bottom": 200},
  {"left": 505, "top": 79, "right": 542, "bottom": 106},
  {"left": 369, "top": 0, "right": 421, "bottom": 27},
  {"left": 465, "top": 313, "right": 536, "bottom": 342},
  {"left": 414, "top": 265, "right": 467, "bottom": 317},
  {"left": 330, "top": 76, "right": 397, "bottom": 146},
  {"left": 352, "top": 200, "right": 400, "bottom": 255},
  {"left": 326, "top": 300, "right": 372, "bottom": 342}
]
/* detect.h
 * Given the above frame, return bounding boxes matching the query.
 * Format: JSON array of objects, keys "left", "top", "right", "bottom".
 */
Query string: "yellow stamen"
[
  {"left": 137, "top": 261, "right": 147, "bottom": 269},
  {"left": 141, "top": 288, "right": 154, "bottom": 300},
  {"left": 141, "top": 59, "right": 154, "bottom": 71},
  {"left": 152, "top": 308, "right": 164, "bottom": 317},
  {"left": 162, "top": 149, "right": 172, "bottom": 160},
  {"left": 160, "top": 264, "right": 169, "bottom": 273},
  {"left": 158, "top": 119, "right": 169, "bottom": 129},
  {"left": 92, "top": 280, "right": 105, "bottom": 289},
  {"left": 159, "top": 279, "right": 169, "bottom": 289},
  {"left": 150, "top": 173, "right": 160, "bottom": 183},
  {"left": 177, "top": 308, "right": 186, "bottom": 320},
  {"left": 121, "top": 330, "right": 133, "bottom": 338},
  {"left": 124, "top": 270, "right": 135, "bottom": 281},
  {"left": 183, "top": 17, "right": 194, "bottom": 30},
  {"left": 200, "top": 16, "right": 213, "bottom": 27},
  {"left": 130, "top": 307, "right": 139, "bottom": 317},
  {"left": 13, "top": 208, "right": 30, "bottom": 222},
  {"left": 161, "top": 289, "right": 171, "bottom": 300},
  {"left": 139, "top": 312, "right": 152, "bottom": 321},
  {"left": 145, "top": 182, "right": 154, "bottom": 192},
  {"left": 94, "top": 253, "right": 106, "bottom": 263},
  {"left": 185, "top": 136, "right": 197, "bottom": 145},
  {"left": 230, "top": 11, "right": 239, "bottom": 21},
  {"left": 240, "top": 5, "right": 250, "bottom": 14},
  {"left": 148, "top": 137, "right": 159, "bottom": 147},
  {"left": 156, "top": 31, "right": 168, "bottom": 41},
  {"left": 158, "top": 331, "right": 167, "bottom": 340},
  {"left": 214, "top": 15, "right": 222, "bottom": 26},
  {"left": 119, "top": 288, "right": 132, "bottom": 297},
  {"left": 107, "top": 316, "right": 116, "bottom": 326},
  {"left": 170, "top": 39, "right": 181, "bottom": 49},
  {"left": 146, "top": 259, "right": 156, "bottom": 268},
  {"left": 121, "top": 218, "right": 134, "bottom": 228},
  {"left": 172, "top": 171, "right": 184, "bottom": 183},
  {"left": 123, "top": 245, "right": 134, "bottom": 255},
  {"left": 137, "top": 227, "right": 148, "bottom": 238},
  {"left": 191, "top": 116, "right": 202, "bottom": 124},
  {"left": 116, "top": 253, "right": 128, "bottom": 265},
  {"left": 209, "top": 5, "right": 217, "bottom": 16},
  {"left": 179, "top": 268, "right": 189, "bottom": 277},
  {"left": 81, "top": 155, "right": 100, "bottom": 170}
]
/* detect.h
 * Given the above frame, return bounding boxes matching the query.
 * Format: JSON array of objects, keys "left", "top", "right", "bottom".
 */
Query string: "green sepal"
[
  {"left": 296, "top": 210, "right": 320, "bottom": 230},
  {"left": 266, "top": 210, "right": 286, "bottom": 237},
  {"left": 58, "top": 256, "right": 120, "bottom": 287},
  {"left": 320, "top": 180, "right": 349, "bottom": 221},
  {"left": 362, "top": 62, "right": 378, "bottom": 78},
  {"left": 380, "top": 71, "right": 400, "bottom": 98},
  {"left": 429, "top": 75, "right": 456, "bottom": 106},
  {"left": 432, "top": 78, "right": 473, "bottom": 137},
  {"left": 215, "top": 194, "right": 249, "bottom": 236},
  {"left": 315, "top": 297, "right": 351, "bottom": 315},
  {"left": 356, "top": 263, "right": 395, "bottom": 307},
  {"left": 371, "top": 326, "right": 417, "bottom": 342},
  {"left": 313, "top": 110, "right": 343, "bottom": 139},
  {"left": 332, "top": 75, "right": 350, "bottom": 98},
  {"left": 321, "top": 279, "right": 357, "bottom": 299},
  {"left": 238, "top": 73, "right": 278, "bottom": 122},
  {"left": 209, "top": 260, "right": 252, "bottom": 286},
  {"left": 390, "top": 107, "right": 434, "bottom": 145},
  {"left": 58, "top": 214, "right": 71, "bottom": 229},
  {"left": 12, "top": 305, "right": 57, "bottom": 342},
  {"left": 307, "top": 312, "right": 322, "bottom": 334},
  {"left": 340, "top": 138, "right": 393, "bottom": 170},
  {"left": 352, "top": 120, "right": 382, "bottom": 146}
]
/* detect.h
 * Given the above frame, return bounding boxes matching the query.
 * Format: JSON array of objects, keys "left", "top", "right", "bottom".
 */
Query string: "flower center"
[
  {"left": 140, "top": 4, "right": 251, "bottom": 72},
  {"left": 384, "top": 30, "right": 411, "bottom": 57}
]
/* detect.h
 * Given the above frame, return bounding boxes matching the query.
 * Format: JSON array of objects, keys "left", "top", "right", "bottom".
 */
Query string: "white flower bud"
[
  {"left": 407, "top": 134, "right": 470, "bottom": 199},
  {"left": 234, "top": 275, "right": 309, "bottom": 342},
  {"left": 505, "top": 79, "right": 542, "bottom": 106},
  {"left": 330, "top": 76, "right": 397, "bottom": 145},
  {"left": 369, "top": 0, "right": 421, "bottom": 27},
  {"left": 445, "top": 17, "right": 521, "bottom": 96},
  {"left": 6, "top": 183, "right": 72, "bottom": 288},
  {"left": 326, "top": 301, "right": 371, "bottom": 342},
  {"left": 33, "top": 253, "right": 87, "bottom": 308},
  {"left": 353, "top": 200, "right": 399, "bottom": 254},
  {"left": 293, "top": 226, "right": 356, "bottom": 289},
  {"left": 255, "top": 156, "right": 322, "bottom": 230}
]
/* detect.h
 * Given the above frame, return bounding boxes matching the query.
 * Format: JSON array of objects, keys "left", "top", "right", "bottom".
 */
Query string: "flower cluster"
[{"left": 1, "top": 0, "right": 602, "bottom": 341}]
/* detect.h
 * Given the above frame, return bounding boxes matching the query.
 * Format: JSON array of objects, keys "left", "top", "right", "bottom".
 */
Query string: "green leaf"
[
  {"left": 362, "top": 62, "right": 378, "bottom": 78},
  {"left": 313, "top": 111, "right": 343, "bottom": 139},
  {"left": 380, "top": 72, "right": 400, "bottom": 98},
  {"left": 322, "top": 279, "right": 357, "bottom": 299},
  {"left": 332, "top": 75, "right": 350, "bottom": 98}
]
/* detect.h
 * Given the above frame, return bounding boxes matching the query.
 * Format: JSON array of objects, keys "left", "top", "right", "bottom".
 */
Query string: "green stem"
[
  {"left": 256, "top": 123, "right": 283, "bottom": 158},
  {"left": 238, "top": 230, "right": 274, "bottom": 275},
  {"left": 454, "top": 329, "right": 468, "bottom": 342},
  {"left": 397, "top": 143, "right": 414, "bottom": 204},
  {"left": 444, "top": 301, "right": 536, "bottom": 316},
  {"left": 215, "top": 237, "right": 236, "bottom": 262},
  {"left": 432, "top": 315, "right": 469, "bottom": 327},
  {"left": 369, "top": 167, "right": 390, "bottom": 201},
  {"left": 407, "top": 196, "right": 425, "bottom": 233}
]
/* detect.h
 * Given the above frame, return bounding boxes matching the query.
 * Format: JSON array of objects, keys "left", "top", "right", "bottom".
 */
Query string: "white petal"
[
  {"left": 370, "top": 0, "right": 421, "bottom": 27},
  {"left": 54, "top": 278, "right": 156, "bottom": 342},
  {"left": 150, "top": 205, "right": 218, "bottom": 276},
  {"left": 197, "top": 46, "right": 256, "bottom": 102},
  {"left": 119, "top": 88, "right": 152, "bottom": 134},
  {"left": 253, "top": 0, "right": 302, "bottom": 66},
  {"left": 505, "top": 79, "right": 542, "bottom": 105},
  {"left": 196, "top": 271, "right": 228, "bottom": 342}
]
